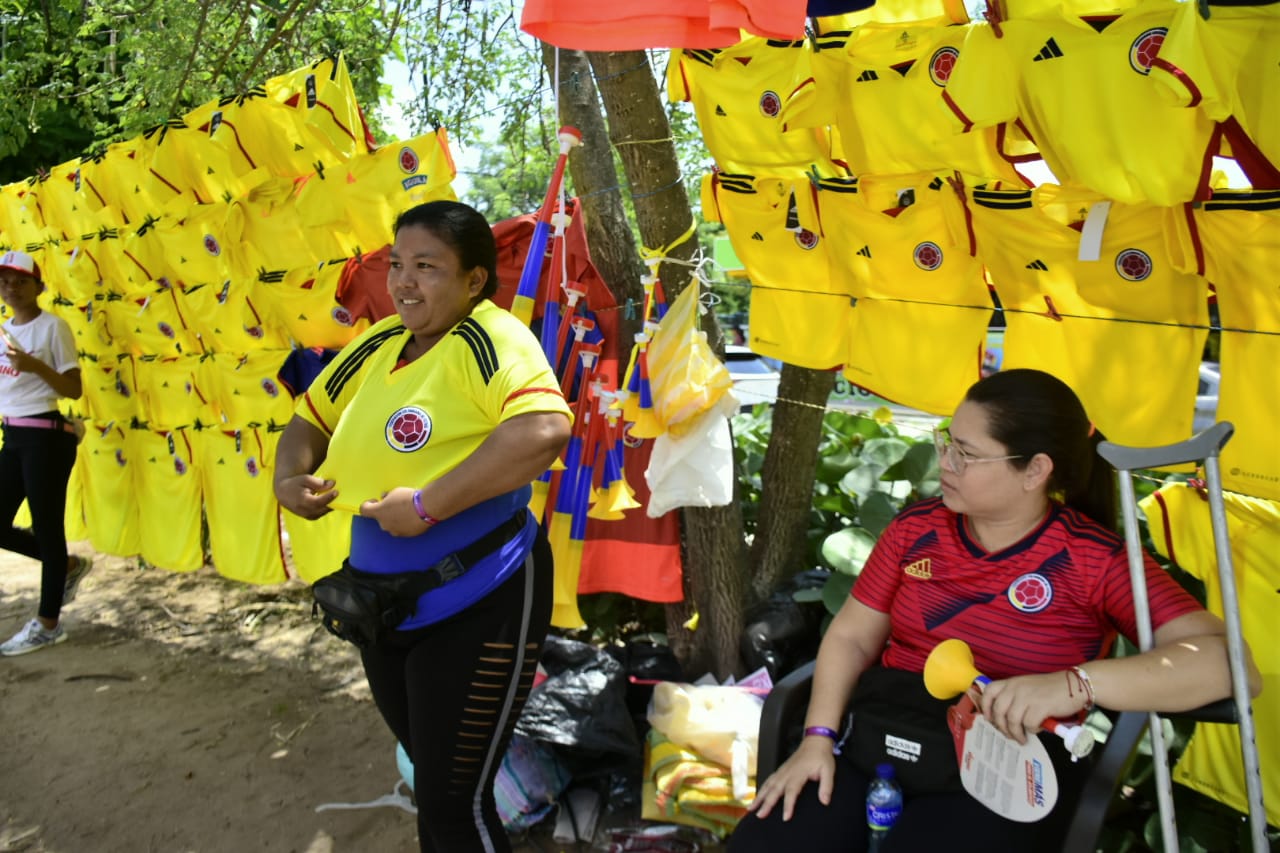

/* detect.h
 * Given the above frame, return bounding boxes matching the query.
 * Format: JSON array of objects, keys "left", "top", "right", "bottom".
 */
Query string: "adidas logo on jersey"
[
  {"left": 1033, "top": 38, "right": 1064, "bottom": 61},
  {"left": 715, "top": 105, "right": 728, "bottom": 116},
  {"left": 1026, "top": 259, "right": 1049, "bottom": 271},
  {"left": 857, "top": 245, "right": 872, "bottom": 258},
  {"left": 751, "top": 232, "right": 765, "bottom": 241},
  {"left": 904, "top": 558, "right": 932, "bottom": 579},
  {"left": 856, "top": 69, "right": 879, "bottom": 82}
]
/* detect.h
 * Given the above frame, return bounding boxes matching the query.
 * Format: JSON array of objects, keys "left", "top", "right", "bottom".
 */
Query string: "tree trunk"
[
  {"left": 540, "top": 43, "right": 647, "bottom": 344},
  {"left": 748, "top": 365, "right": 835, "bottom": 603},
  {"left": 588, "top": 50, "right": 746, "bottom": 679}
]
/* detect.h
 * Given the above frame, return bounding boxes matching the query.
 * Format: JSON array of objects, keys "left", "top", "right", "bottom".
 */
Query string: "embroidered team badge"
[
  {"left": 245, "top": 456, "right": 260, "bottom": 477},
  {"left": 261, "top": 378, "right": 280, "bottom": 398},
  {"left": 1129, "top": 28, "right": 1166, "bottom": 75},
  {"left": 203, "top": 234, "right": 221, "bottom": 256},
  {"left": 158, "top": 322, "right": 175, "bottom": 339},
  {"left": 929, "top": 47, "right": 959, "bottom": 87},
  {"left": 758, "top": 90, "right": 782, "bottom": 118},
  {"left": 174, "top": 456, "right": 188, "bottom": 476},
  {"left": 794, "top": 228, "right": 819, "bottom": 250},
  {"left": 1008, "top": 572, "right": 1053, "bottom": 613},
  {"left": 1115, "top": 248, "right": 1153, "bottom": 281},
  {"left": 400, "top": 147, "right": 428, "bottom": 190},
  {"left": 913, "top": 241, "right": 944, "bottom": 271},
  {"left": 331, "top": 306, "right": 354, "bottom": 327},
  {"left": 386, "top": 406, "right": 432, "bottom": 452}
]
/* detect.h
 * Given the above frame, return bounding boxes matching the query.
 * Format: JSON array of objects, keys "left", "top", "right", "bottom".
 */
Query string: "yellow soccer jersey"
[
  {"left": 283, "top": 503, "right": 351, "bottom": 583},
  {"left": 969, "top": 183, "right": 1207, "bottom": 447},
  {"left": 942, "top": 0, "right": 1218, "bottom": 205},
  {"left": 784, "top": 21, "right": 1031, "bottom": 183},
  {"left": 815, "top": 173, "right": 990, "bottom": 414},
  {"left": 293, "top": 130, "right": 458, "bottom": 257},
  {"left": 102, "top": 283, "right": 202, "bottom": 359},
  {"left": 1140, "top": 483, "right": 1280, "bottom": 827},
  {"left": 177, "top": 278, "right": 290, "bottom": 354},
  {"left": 667, "top": 37, "right": 841, "bottom": 174},
  {"left": 265, "top": 55, "right": 371, "bottom": 166},
  {"left": 76, "top": 140, "right": 158, "bottom": 225},
  {"left": 184, "top": 88, "right": 319, "bottom": 180},
  {"left": 194, "top": 428, "right": 289, "bottom": 584},
  {"left": 130, "top": 427, "right": 203, "bottom": 572},
  {"left": 299, "top": 302, "right": 571, "bottom": 514},
  {"left": 78, "top": 423, "right": 141, "bottom": 556},
  {"left": 254, "top": 261, "right": 367, "bottom": 350},
  {"left": 236, "top": 193, "right": 348, "bottom": 274},
  {"left": 1169, "top": 190, "right": 1280, "bottom": 501},
  {"left": 132, "top": 354, "right": 217, "bottom": 431},
  {"left": 151, "top": 203, "right": 249, "bottom": 289},
  {"left": 702, "top": 170, "right": 850, "bottom": 370},
  {"left": 138, "top": 118, "right": 268, "bottom": 207},
  {"left": 80, "top": 354, "right": 142, "bottom": 425},
  {"left": 1149, "top": 2, "right": 1280, "bottom": 185},
  {"left": 36, "top": 162, "right": 103, "bottom": 240},
  {"left": 199, "top": 349, "right": 295, "bottom": 431}
]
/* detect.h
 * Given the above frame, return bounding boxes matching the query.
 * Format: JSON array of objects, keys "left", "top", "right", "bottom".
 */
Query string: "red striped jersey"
[{"left": 854, "top": 497, "right": 1203, "bottom": 678}]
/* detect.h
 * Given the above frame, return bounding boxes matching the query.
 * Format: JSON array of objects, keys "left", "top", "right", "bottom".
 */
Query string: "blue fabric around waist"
[{"left": 348, "top": 486, "right": 534, "bottom": 629}]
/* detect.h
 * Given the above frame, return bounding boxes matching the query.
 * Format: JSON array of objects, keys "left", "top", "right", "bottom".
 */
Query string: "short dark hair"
[
  {"left": 964, "top": 368, "right": 1116, "bottom": 531},
  {"left": 393, "top": 200, "right": 500, "bottom": 300}
]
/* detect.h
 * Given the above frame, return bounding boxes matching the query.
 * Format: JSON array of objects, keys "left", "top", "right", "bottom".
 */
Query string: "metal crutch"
[{"left": 1098, "top": 421, "right": 1267, "bottom": 853}]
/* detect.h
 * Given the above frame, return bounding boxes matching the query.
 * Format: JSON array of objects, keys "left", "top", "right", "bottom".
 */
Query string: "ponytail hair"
[{"left": 964, "top": 369, "right": 1117, "bottom": 532}]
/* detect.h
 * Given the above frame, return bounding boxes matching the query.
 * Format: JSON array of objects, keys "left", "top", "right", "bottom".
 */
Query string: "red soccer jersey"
[{"left": 853, "top": 498, "right": 1202, "bottom": 679}]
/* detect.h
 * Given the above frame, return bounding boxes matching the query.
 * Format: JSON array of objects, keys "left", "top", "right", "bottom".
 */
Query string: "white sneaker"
[
  {"left": 0, "top": 619, "right": 66, "bottom": 656},
  {"left": 64, "top": 555, "right": 94, "bottom": 604}
]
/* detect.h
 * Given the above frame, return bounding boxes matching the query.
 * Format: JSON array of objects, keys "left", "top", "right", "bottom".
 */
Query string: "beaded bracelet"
[
  {"left": 803, "top": 726, "right": 842, "bottom": 755},
  {"left": 411, "top": 489, "right": 440, "bottom": 526}
]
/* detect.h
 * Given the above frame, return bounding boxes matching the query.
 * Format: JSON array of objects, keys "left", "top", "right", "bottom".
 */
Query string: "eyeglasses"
[{"left": 932, "top": 428, "right": 1023, "bottom": 475}]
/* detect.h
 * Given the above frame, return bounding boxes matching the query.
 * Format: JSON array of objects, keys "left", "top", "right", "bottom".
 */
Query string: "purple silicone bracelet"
[
  {"left": 411, "top": 490, "right": 439, "bottom": 526},
  {"left": 804, "top": 726, "right": 842, "bottom": 755}
]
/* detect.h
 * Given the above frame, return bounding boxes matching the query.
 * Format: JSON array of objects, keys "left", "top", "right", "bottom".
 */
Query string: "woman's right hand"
[
  {"left": 745, "top": 737, "right": 837, "bottom": 822},
  {"left": 274, "top": 473, "right": 338, "bottom": 519}
]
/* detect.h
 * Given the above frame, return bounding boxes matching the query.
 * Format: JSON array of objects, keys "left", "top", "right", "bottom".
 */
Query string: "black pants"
[
  {"left": 0, "top": 420, "right": 77, "bottom": 621},
  {"left": 729, "top": 736, "right": 1088, "bottom": 853},
  {"left": 360, "top": 525, "right": 554, "bottom": 853}
]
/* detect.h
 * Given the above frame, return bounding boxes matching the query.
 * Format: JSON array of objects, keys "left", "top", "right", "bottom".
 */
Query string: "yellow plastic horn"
[{"left": 924, "top": 638, "right": 985, "bottom": 700}]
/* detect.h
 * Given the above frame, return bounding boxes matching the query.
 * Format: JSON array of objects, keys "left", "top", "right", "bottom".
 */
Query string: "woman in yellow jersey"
[
  {"left": 0, "top": 250, "right": 93, "bottom": 657},
  {"left": 274, "top": 201, "right": 571, "bottom": 853}
]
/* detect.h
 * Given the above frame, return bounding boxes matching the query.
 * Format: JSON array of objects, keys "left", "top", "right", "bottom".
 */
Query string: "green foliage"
[
  {"left": 1, "top": 0, "right": 398, "bottom": 181},
  {"left": 732, "top": 406, "right": 941, "bottom": 613}
]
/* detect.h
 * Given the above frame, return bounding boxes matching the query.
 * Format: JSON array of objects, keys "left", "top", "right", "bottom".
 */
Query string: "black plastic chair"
[{"left": 755, "top": 663, "right": 1239, "bottom": 853}]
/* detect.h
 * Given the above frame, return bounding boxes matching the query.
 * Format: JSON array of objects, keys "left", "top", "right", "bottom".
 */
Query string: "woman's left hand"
[
  {"left": 977, "top": 671, "right": 1090, "bottom": 744},
  {"left": 360, "top": 487, "right": 431, "bottom": 537}
]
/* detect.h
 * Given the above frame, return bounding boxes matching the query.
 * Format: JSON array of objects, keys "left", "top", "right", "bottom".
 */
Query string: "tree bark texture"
[
  {"left": 540, "top": 43, "right": 647, "bottom": 342},
  {"left": 748, "top": 365, "right": 835, "bottom": 603},
  {"left": 587, "top": 49, "right": 747, "bottom": 679}
]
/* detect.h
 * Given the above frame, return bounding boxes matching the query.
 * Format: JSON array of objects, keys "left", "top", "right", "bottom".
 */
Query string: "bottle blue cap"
[{"left": 876, "top": 763, "right": 895, "bottom": 778}]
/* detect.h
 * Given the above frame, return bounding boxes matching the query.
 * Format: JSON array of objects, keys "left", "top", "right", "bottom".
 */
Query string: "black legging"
[
  {"left": 360, "top": 524, "right": 553, "bottom": 853},
  {"left": 729, "top": 735, "right": 1088, "bottom": 853},
  {"left": 0, "top": 420, "right": 77, "bottom": 621}
]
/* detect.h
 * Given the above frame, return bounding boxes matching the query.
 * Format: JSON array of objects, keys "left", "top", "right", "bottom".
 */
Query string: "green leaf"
[
  {"left": 840, "top": 462, "right": 888, "bottom": 497},
  {"left": 821, "top": 526, "right": 878, "bottom": 575},
  {"left": 821, "top": 571, "right": 857, "bottom": 615},
  {"left": 817, "top": 449, "right": 859, "bottom": 484},
  {"left": 858, "top": 492, "right": 898, "bottom": 537},
  {"left": 860, "top": 437, "right": 910, "bottom": 468}
]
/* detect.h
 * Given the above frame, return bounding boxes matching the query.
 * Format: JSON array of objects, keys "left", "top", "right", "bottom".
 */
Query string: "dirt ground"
[{"left": 0, "top": 546, "right": 626, "bottom": 853}]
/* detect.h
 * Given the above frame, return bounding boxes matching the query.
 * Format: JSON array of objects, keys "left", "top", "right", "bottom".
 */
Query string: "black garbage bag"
[
  {"left": 516, "top": 635, "right": 641, "bottom": 778},
  {"left": 739, "top": 569, "right": 828, "bottom": 680},
  {"left": 606, "top": 636, "right": 686, "bottom": 744}
]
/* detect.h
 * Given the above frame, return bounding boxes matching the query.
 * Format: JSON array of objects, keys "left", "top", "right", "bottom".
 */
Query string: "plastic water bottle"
[{"left": 866, "top": 763, "right": 903, "bottom": 853}]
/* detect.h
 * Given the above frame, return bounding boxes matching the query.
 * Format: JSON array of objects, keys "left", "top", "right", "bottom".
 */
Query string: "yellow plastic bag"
[{"left": 646, "top": 278, "right": 733, "bottom": 437}]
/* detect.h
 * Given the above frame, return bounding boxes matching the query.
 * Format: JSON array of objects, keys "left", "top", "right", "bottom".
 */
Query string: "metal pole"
[{"left": 1201, "top": 452, "right": 1268, "bottom": 853}]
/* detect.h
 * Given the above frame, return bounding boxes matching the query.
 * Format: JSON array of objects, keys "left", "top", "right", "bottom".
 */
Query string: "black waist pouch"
[
  {"left": 311, "top": 511, "right": 528, "bottom": 648},
  {"left": 312, "top": 563, "right": 435, "bottom": 648},
  {"left": 846, "top": 665, "right": 963, "bottom": 795}
]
